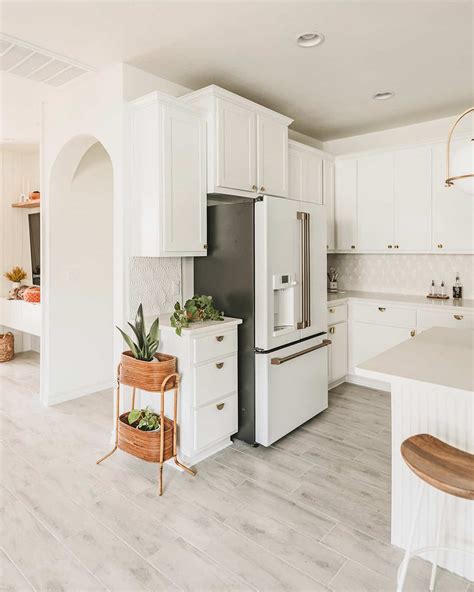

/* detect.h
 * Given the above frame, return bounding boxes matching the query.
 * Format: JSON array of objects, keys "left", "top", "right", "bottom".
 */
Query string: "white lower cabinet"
[
  {"left": 156, "top": 316, "right": 242, "bottom": 465},
  {"left": 328, "top": 321, "right": 347, "bottom": 383}
]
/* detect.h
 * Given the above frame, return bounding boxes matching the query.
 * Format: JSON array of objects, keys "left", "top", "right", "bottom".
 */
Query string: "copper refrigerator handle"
[
  {"left": 297, "top": 211, "right": 306, "bottom": 329},
  {"left": 305, "top": 212, "right": 311, "bottom": 328},
  {"left": 271, "top": 339, "right": 331, "bottom": 365}
]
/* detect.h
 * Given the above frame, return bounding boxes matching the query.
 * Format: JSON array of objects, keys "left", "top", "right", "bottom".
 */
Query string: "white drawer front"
[
  {"left": 417, "top": 309, "right": 474, "bottom": 330},
  {"left": 192, "top": 330, "right": 238, "bottom": 364},
  {"left": 194, "top": 393, "right": 237, "bottom": 451},
  {"left": 350, "top": 302, "right": 416, "bottom": 328},
  {"left": 194, "top": 354, "right": 237, "bottom": 407},
  {"left": 327, "top": 303, "right": 347, "bottom": 325}
]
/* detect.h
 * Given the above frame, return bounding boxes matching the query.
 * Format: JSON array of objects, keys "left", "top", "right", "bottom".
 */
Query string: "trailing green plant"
[
  {"left": 4, "top": 266, "right": 27, "bottom": 282},
  {"left": 116, "top": 304, "right": 160, "bottom": 361},
  {"left": 171, "top": 295, "right": 224, "bottom": 336},
  {"left": 128, "top": 406, "right": 160, "bottom": 431}
]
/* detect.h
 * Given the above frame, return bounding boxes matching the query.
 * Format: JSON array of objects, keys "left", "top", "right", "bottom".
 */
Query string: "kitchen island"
[{"left": 357, "top": 327, "right": 473, "bottom": 581}]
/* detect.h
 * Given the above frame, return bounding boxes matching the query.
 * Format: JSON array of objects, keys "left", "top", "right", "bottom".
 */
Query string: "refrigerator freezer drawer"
[{"left": 255, "top": 336, "right": 329, "bottom": 446}]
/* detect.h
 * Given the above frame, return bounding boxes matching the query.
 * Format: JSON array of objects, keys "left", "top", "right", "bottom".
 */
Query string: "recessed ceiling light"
[
  {"left": 373, "top": 92, "right": 395, "bottom": 101},
  {"left": 296, "top": 32, "right": 325, "bottom": 48}
]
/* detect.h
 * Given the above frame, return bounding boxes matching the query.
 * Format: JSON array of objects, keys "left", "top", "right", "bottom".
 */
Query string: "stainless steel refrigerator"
[{"left": 194, "top": 194, "right": 329, "bottom": 446}]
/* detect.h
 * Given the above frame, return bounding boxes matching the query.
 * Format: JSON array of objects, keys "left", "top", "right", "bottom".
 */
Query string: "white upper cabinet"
[
  {"left": 257, "top": 114, "right": 289, "bottom": 197},
  {"left": 130, "top": 92, "right": 207, "bottom": 257},
  {"left": 181, "top": 86, "right": 292, "bottom": 199},
  {"left": 324, "top": 159, "right": 335, "bottom": 250},
  {"left": 394, "top": 146, "right": 432, "bottom": 251},
  {"left": 357, "top": 152, "right": 394, "bottom": 251},
  {"left": 287, "top": 140, "right": 323, "bottom": 203},
  {"left": 216, "top": 97, "right": 256, "bottom": 193},
  {"left": 335, "top": 159, "right": 358, "bottom": 251},
  {"left": 432, "top": 141, "right": 474, "bottom": 252}
]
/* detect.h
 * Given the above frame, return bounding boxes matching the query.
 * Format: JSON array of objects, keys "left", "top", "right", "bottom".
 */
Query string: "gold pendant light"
[{"left": 445, "top": 107, "right": 474, "bottom": 194}]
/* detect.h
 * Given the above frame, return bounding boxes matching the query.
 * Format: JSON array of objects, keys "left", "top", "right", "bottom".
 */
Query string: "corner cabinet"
[
  {"left": 181, "top": 85, "right": 292, "bottom": 199},
  {"left": 288, "top": 140, "right": 324, "bottom": 204},
  {"left": 335, "top": 159, "right": 358, "bottom": 251},
  {"left": 129, "top": 92, "right": 207, "bottom": 257}
]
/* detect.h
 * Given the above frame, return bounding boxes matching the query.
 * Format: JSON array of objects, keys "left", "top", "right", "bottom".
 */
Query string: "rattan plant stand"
[{"left": 96, "top": 364, "right": 195, "bottom": 495}]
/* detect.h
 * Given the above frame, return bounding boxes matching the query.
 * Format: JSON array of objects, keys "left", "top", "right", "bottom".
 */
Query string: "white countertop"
[
  {"left": 327, "top": 290, "right": 474, "bottom": 311},
  {"left": 356, "top": 327, "right": 474, "bottom": 392},
  {"left": 157, "top": 314, "right": 242, "bottom": 335}
]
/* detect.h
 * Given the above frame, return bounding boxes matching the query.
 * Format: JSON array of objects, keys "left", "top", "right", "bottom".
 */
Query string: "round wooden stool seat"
[{"left": 401, "top": 434, "right": 474, "bottom": 500}]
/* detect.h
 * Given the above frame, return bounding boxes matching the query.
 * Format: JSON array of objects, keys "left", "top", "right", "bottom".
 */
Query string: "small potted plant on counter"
[
  {"left": 171, "top": 294, "right": 224, "bottom": 336},
  {"left": 117, "top": 303, "right": 176, "bottom": 391},
  {"left": 4, "top": 266, "right": 27, "bottom": 290}
]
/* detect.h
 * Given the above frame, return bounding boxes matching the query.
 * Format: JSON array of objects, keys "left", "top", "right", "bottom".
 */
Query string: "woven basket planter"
[
  {"left": 118, "top": 412, "right": 174, "bottom": 462},
  {"left": 119, "top": 351, "right": 177, "bottom": 391},
  {"left": 0, "top": 332, "right": 14, "bottom": 363}
]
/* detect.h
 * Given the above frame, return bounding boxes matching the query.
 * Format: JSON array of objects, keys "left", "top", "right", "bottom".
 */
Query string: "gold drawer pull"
[
  {"left": 216, "top": 403, "right": 225, "bottom": 411},
  {"left": 378, "top": 307, "right": 386, "bottom": 312},
  {"left": 329, "top": 308, "right": 335, "bottom": 313},
  {"left": 410, "top": 330, "right": 416, "bottom": 337},
  {"left": 453, "top": 315, "right": 463, "bottom": 320},
  {"left": 216, "top": 362, "right": 224, "bottom": 369},
  {"left": 216, "top": 335, "right": 224, "bottom": 342},
  {"left": 329, "top": 326, "right": 335, "bottom": 334}
]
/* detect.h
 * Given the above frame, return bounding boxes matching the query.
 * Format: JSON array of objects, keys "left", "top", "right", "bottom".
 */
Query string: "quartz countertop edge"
[
  {"left": 356, "top": 327, "right": 474, "bottom": 393},
  {"left": 327, "top": 290, "right": 474, "bottom": 311},
  {"left": 157, "top": 315, "right": 242, "bottom": 334}
]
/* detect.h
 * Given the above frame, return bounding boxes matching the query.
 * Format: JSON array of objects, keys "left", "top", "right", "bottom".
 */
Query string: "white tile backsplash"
[
  {"left": 328, "top": 254, "right": 474, "bottom": 299},
  {"left": 129, "top": 257, "right": 181, "bottom": 318}
]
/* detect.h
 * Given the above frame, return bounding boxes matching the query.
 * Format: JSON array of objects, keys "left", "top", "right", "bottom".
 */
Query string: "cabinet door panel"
[
  {"left": 324, "top": 160, "right": 335, "bottom": 250},
  {"left": 335, "top": 159, "right": 357, "bottom": 250},
  {"left": 432, "top": 142, "right": 474, "bottom": 252},
  {"left": 357, "top": 153, "right": 394, "bottom": 251},
  {"left": 394, "top": 146, "right": 431, "bottom": 251},
  {"left": 162, "top": 105, "right": 207, "bottom": 255},
  {"left": 304, "top": 152, "right": 323, "bottom": 204},
  {"left": 257, "top": 114, "right": 288, "bottom": 197},
  {"left": 216, "top": 98, "right": 256, "bottom": 193},
  {"left": 329, "top": 322, "right": 347, "bottom": 382},
  {"left": 288, "top": 143, "right": 304, "bottom": 201},
  {"left": 348, "top": 322, "right": 412, "bottom": 374}
]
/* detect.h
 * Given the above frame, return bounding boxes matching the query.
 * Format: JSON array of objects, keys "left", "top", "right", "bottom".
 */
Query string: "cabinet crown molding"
[{"left": 180, "top": 84, "right": 293, "bottom": 126}]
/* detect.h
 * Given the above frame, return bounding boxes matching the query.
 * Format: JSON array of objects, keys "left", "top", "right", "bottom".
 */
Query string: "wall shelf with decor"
[{"left": 11, "top": 200, "right": 40, "bottom": 209}]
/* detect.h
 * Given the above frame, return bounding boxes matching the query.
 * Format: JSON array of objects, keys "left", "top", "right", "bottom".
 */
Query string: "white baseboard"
[
  {"left": 345, "top": 373, "right": 390, "bottom": 392},
  {"left": 329, "top": 377, "right": 345, "bottom": 390},
  {"left": 45, "top": 380, "right": 115, "bottom": 406},
  {"left": 179, "top": 437, "right": 233, "bottom": 467}
]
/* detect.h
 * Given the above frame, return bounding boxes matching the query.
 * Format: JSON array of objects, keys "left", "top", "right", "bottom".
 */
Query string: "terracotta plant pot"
[{"left": 119, "top": 351, "right": 177, "bottom": 391}]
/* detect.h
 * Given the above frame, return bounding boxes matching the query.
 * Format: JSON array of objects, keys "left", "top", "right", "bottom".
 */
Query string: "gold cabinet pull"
[
  {"left": 378, "top": 307, "right": 386, "bottom": 312},
  {"left": 329, "top": 326, "right": 335, "bottom": 334},
  {"left": 203, "top": 244, "right": 208, "bottom": 250},
  {"left": 410, "top": 330, "right": 416, "bottom": 337},
  {"left": 260, "top": 186, "right": 266, "bottom": 192},
  {"left": 388, "top": 245, "right": 393, "bottom": 249},
  {"left": 216, "top": 362, "right": 224, "bottom": 369},
  {"left": 351, "top": 245, "right": 356, "bottom": 249},
  {"left": 216, "top": 403, "right": 225, "bottom": 411},
  {"left": 329, "top": 308, "right": 335, "bottom": 313},
  {"left": 216, "top": 335, "right": 224, "bottom": 342},
  {"left": 453, "top": 315, "right": 463, "bottom": 320},
  {"left": 395, "top": 245, "right": 399, "bottom": 249},
  {"left": 437, "top": 244, "right": 443, "bottom": 249},
  {"left": 251, "top": 184, "right": 257, "bottom": 191}
]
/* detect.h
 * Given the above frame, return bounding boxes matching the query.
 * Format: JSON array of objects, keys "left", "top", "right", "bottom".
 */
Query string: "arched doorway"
[{"left": 43, "top": 136, "right": 114, "bottom": 405}]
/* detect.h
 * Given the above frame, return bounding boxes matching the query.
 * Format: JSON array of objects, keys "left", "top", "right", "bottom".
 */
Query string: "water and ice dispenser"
[{"left": 272, "top": 273, "right": 297, "bottom": 334}]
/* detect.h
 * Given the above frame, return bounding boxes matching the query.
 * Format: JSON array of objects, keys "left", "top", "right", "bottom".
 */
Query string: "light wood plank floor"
[{"left": 1, "top": 352, "right": 472, "bottom": 592}]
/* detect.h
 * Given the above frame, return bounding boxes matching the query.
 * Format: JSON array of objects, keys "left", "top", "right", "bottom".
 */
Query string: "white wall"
[{"left": 323, "top": 115, "right": 458, "bottom": 155}]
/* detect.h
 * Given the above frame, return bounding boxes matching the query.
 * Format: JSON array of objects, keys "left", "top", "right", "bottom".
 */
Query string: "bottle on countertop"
[
  {"left": 453, "top": 273, "right": 463, "bottom": 299},
  {"left": 440, "top": 280, "right": 445, "bottom": 298},
  {"left": 430, "top": 280, "right": 436, "bottom": 296}
]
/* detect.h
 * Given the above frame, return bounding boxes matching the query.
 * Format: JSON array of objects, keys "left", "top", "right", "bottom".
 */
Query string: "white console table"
[{"left": 0, "top": 298, "right": 41, "bottom": 352}]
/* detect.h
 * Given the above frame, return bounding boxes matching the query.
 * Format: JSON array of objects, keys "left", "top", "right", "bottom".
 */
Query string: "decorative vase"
[{"left": 11, "top": 281, "right": 21, "bottom": 290}]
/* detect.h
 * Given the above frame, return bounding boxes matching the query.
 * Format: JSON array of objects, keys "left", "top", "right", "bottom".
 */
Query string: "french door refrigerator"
[{"left": 194, "top": 195, "right": 329, "bottom": 446}]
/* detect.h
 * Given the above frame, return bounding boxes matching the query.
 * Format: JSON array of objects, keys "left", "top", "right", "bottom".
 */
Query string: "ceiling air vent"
[{"left": 0, "top": 33, "right": 92, "bottom": 86}]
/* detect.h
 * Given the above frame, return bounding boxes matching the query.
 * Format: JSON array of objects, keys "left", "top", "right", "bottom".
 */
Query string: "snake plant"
[{"left": 116, "top": 304, "right": 160, "bottom": 361}]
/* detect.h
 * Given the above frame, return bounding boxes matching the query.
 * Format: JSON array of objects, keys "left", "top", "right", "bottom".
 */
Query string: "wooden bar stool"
[{"left": 397, "top": 434, "right": 474, "bottom": 592}]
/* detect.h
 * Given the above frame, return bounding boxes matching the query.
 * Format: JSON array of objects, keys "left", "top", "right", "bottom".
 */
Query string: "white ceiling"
[{"left": 1, "top": 1, "right": 472, "bottom": 140}]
